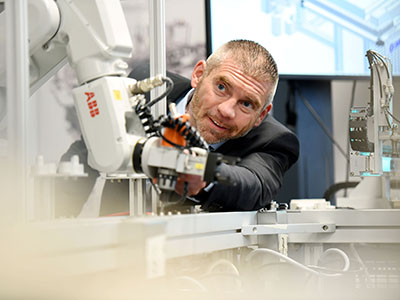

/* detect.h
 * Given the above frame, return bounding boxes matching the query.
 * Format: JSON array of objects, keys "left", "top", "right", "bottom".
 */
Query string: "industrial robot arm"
[{"left": 4, "top": 0, "right": 223, "bottom": 195}]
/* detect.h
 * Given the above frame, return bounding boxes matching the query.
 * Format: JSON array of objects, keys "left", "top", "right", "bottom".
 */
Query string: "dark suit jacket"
[
  {"left": 197, "top": 114, "right": 298, "bottom": 211},
  {"left": 57, "top": 63, "right": 299, "bottom": 215}
]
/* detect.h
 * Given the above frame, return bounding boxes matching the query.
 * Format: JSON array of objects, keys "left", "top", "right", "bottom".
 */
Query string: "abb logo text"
[{"left": 85, "top": 92, "right": 100, "bottom": 117}]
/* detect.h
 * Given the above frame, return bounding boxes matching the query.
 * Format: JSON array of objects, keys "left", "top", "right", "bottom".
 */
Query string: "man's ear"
[
  {"left": 254, "top": 103, "right": 272, "bottom": 127},
  {"left": 191, "top": 60, "right": 207, "bottom": 88}
]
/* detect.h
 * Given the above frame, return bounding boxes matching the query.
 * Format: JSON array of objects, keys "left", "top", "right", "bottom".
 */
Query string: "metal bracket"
[{"left": 241, "top": 223, "right": 336, "bottom": 236}]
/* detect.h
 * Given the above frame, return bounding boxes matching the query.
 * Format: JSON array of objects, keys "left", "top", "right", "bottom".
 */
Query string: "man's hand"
[{"left": 175, "top": 173, "right": 206, "bottom": 196}]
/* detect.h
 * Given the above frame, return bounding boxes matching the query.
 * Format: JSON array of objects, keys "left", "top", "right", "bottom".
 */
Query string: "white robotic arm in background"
[
  {"left": 345, "top": 50, "right": 400, "bottom": 208},
  {"left": 349, "top": 50, "right": 398, "bottom": 176},
  {"left": 1, "top": 0, "right": 224, "bottom": 196}
]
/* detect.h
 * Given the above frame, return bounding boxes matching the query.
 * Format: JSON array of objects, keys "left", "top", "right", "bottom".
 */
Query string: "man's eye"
[
  {"left": 217, "top": 83, "right": 225, "bottom": 91},
  {"left": 242, "top": 101, "right": 253, "bottom": 109}
]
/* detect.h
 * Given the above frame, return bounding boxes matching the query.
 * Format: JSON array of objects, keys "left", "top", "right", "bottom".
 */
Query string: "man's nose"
[{"left": 217, "top": 98, "right": 236, "bottom": 119}]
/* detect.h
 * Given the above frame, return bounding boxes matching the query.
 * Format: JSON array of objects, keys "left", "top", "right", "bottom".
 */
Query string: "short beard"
[
  {"left": 197, "top": 119, "right": 253, "bottom": 145},
  {"left": 188, "top": 89, "right": 256, "bottom": 144}
]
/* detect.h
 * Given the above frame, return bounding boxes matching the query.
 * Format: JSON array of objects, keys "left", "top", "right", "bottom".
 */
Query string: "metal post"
[
  {"left": 151, "top": 185, "right": 159, "bottom": 214},
  {"left": 5, "top": 0, "right": 30, "bottom": 222},
  {"left": 149, "top": 0, "right": 166, "bottom": 118},
  {"left": 129, "top": 175, "right": 147, "bottom": 217},
  {"left": 129, "top": 178, "right": 138, "bottom": 216},
  {"left": 147, "top": 0, "right": 166, "bottom": 214}
]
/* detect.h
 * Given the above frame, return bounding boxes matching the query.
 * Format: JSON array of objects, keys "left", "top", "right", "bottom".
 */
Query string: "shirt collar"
[{"left": 176, "top": 88, "right": 194, "bottom": 115}]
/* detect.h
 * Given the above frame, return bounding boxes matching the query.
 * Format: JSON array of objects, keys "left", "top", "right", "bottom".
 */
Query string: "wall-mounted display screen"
[{"left": 207, "top": 0, "right": 400, "bottom": 77}]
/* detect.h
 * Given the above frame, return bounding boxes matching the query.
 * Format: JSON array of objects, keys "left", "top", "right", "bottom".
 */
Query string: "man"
[
  {"left": 170, "top": 39, "right": 299, "bottom": 211},
  {"left": 59, "top": 39, "right": 299, "bottom": 214}
]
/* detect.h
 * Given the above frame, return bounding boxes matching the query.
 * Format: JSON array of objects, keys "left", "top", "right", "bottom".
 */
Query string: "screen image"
[{"left": 208, "top": 0, "right": 400, "bottom": 77}]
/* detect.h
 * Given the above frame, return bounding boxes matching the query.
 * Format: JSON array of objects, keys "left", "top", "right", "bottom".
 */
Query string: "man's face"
[{"left": 188, "top": 59, "right": 273, "bottom": 144}]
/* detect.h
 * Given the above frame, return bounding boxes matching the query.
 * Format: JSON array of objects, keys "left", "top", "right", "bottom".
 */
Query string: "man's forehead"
[
  {"left": 210, "top": 59, "right": 271, "bottom": 85},
  {"left": 211, "top": 64, "right": 271, "bottom": 95}
]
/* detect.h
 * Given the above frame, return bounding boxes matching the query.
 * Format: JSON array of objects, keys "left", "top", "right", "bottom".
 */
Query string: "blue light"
[
  {"left": 382, "top": 157, "right": 391, "bottom": 172},
  {"left": 360, "top": 172, "right": 380, "bottom": 176},
  {"left": 359, "top": 152, "right": 371, "bottom": 156}
]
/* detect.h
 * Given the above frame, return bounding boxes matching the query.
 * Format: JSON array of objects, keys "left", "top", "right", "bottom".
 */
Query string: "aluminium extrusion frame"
[
  {"left": 256, "top": 209, "right": 400, "bottom": 244},
  {"left": 248, "top": 209, "right": 400, "bottom": 262},
  {"left": 4, "top": 0, "right": 30, "bottom": 222},
  {"left": 130, "top": 0, "right": 168, "bottom": 215},
  {"left": 149, "top": 0, "right": 166, "bottom": 118},
  {"left": 10, "top": 209, "right": 400, "bottom": 284},
  {"left": 20, "top": 211, "right": 258, "bottom": 278},
  {"left": 26, "top": 208, "right": 400, "bottom": 268},
  {"left": 161, "top": 211, "right": 258, "bottom": 258}
]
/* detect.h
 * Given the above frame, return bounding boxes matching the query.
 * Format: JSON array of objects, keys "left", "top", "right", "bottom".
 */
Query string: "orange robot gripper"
[{"left": 161, "top": 114, "right": 190, "bottom": 148}]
